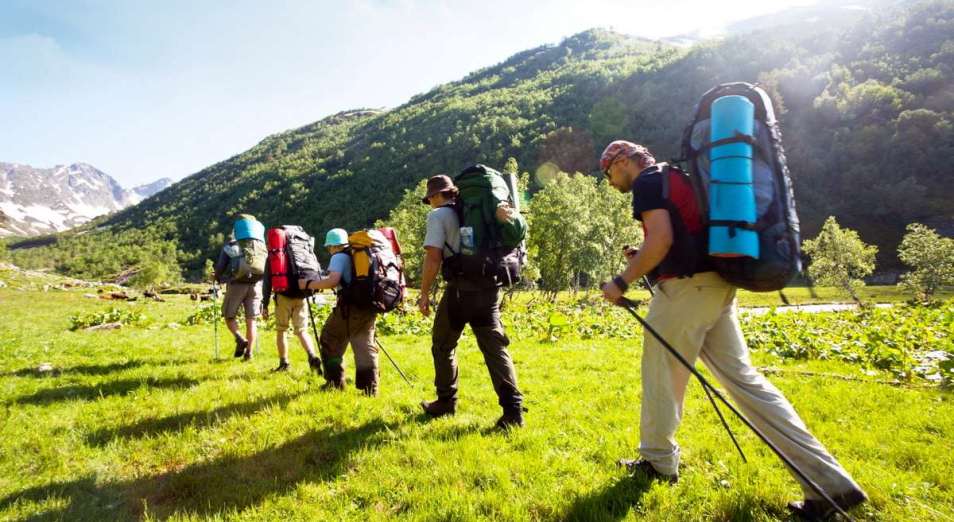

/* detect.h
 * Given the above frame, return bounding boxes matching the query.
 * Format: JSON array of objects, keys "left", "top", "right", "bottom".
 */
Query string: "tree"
[
  {"left": 128, "top": 260, "right": 179, "bottom": 291},
  {"left": 527, "top": 172, "right": 641, "bottom": 296},
  {"left": 375, "top": 179, "right": 431, "bottom": 285},
  {"left": 898, "top": 223, "right": 954, "bottom": 300},
  {"left": 802, "top": 216, "right": 878, "bottom": 302}
]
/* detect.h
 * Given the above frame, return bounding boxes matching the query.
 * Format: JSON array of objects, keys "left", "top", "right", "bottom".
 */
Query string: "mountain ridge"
[{"left": 0, "top": 162, "right": 172, "bottom": 237}]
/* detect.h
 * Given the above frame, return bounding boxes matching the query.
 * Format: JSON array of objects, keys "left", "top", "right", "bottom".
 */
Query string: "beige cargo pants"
[{"left": 639, "top": 271, "right": 861, "bottom": 499}]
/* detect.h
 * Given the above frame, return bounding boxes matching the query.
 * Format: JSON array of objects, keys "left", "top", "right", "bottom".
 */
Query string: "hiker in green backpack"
[
  {"left": 212, "top": 214, "right": 266, "bottom": 362},
  {"left": 417, "top": 172, "right": 526, "bottom": 431}
]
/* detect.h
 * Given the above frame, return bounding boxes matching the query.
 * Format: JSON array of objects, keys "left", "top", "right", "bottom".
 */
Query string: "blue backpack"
[{"left": 679, "top": 82, "right": 802, "bottom": 292}]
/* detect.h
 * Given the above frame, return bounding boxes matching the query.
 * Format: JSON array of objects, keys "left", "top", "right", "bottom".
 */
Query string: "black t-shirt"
[
  {"left": 631, "top": 168, "right": 666, "bottom": 221},
  {"left": 630, "top": 164, "right": 710, "bottom": 280}
]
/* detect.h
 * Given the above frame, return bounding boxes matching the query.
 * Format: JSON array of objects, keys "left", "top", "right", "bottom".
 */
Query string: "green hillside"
[{"left": 8, "top": 0, "right": 952, "bottom": 281}]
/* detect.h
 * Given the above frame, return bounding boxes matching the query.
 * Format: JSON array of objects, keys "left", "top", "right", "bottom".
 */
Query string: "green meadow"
[{"left": 1, "top": 269, "right": 951, "bottom": 521}]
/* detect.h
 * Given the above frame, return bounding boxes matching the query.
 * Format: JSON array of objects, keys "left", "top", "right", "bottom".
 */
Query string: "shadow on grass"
[
  {"left": 3, "top": 359, "right": 200, "bottom": 378},
  {"left": 85, "top": 390, "right": 307, "bottom": 446},
  {"left": 12, "top": 377, "right": 200, "bottom": 406},
  {"left": 563, "top": 475, "right": 654, "bottom": 521},
  {"left": 0, "top": 419, "right": 396, "bottom": 521}
]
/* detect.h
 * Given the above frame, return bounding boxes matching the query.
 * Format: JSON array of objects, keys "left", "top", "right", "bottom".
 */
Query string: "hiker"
[
  {"left": 213, "top": 214, "right": 267, "bottom": 361},
  {"left": 417, "top": 173, "right": 526, "bottom": 430},
  {"left": 298, "top": 228, "right": 381, "bottom": 396},
  {"left": 261, "top": 241, "right": 322, "bottom": 374},
  {"left": 599, "top": 140, "right": 866, "bottom": 519}
]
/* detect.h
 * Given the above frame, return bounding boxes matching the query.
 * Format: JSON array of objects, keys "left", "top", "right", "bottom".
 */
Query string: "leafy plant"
[{"left": 69, "top": 307, "right": 147, "bottom": 331}]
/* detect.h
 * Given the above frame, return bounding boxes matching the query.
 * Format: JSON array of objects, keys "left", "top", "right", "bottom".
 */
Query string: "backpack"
[
  {"left": 341, "top": 229, "right": 405, "bottom": 313},
  {"left": 265, "top": 226, "right": 322, "bottom": 298},
  {"left": 222, "top": 239, "right": 267, "bottom": 284},
  {"left": 442, "top": 164, "right": 527, "bottom": 287},
  {"left": 679, "top": 82, "right": 802, "bottom": 292}
]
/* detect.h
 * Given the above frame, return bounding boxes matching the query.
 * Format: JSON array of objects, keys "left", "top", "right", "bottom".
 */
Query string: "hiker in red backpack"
[
  {"left": 299, "top": 228, "right": 381, "bottom": 396},
  {"left": 212, "top": 214, "right": 266, "bottom": 362},
  {"left": 599, "top": 140, "right": 866, "bottom": 520},
  {"left": 262, "top": 227, "right": 321, "bottom": 375}
]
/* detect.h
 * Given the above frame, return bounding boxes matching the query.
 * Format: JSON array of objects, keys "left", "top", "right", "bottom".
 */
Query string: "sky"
[{"left": 1, "top": 0, "right": 819, "bottom": 187}]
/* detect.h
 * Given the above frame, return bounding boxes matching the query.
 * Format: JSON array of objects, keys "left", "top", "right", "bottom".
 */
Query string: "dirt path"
[{"left": 741, "top": 303, "right": 894, "bottom": 315}]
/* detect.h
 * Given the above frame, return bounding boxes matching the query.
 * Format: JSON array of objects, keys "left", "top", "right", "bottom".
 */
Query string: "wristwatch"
[{"left": 612, "top": 275, "right": 629, "bottom": 292}]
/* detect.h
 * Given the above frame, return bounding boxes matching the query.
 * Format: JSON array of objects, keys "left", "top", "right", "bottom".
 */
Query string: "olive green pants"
[
  {"left": 431, "top": 285, "right": 522, "bottom": 411},
  {"left": 319, "top": 304, "right": 378, "bottom": 390}
]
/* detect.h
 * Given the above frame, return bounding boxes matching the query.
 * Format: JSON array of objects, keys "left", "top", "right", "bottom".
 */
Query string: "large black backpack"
[
  {"left": 267, "top": 225, "right": 322, "bottom": 298},
  {"left": 442, "top": 164, "right": 527, "bottom": 287},
  {"left": 680, "top": 82, "right": 802, "bottom": 292}
]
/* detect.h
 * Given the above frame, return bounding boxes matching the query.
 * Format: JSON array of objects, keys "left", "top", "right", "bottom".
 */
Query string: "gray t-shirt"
[{"left": 423, "top": 206, "right": 461, "bottom": 259}]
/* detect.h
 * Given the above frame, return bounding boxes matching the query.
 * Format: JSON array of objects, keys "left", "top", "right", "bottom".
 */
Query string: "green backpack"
[
  {"left": 223, "top": 239, "right": 266, "bottom": 283},
  {"left": 443, "top": 164, "right": 527, "bottom": 287}
]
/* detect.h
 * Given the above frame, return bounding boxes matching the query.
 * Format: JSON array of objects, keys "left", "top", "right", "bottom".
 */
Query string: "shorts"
[
  {"left": 222, "top": 281, "right": 262, "bottom": 319},
  {"left": 275, "top": 294, "right": 309, "bottom": 333}
]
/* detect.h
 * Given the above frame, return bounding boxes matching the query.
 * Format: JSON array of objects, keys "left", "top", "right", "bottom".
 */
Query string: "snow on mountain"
[{"left": 0, "top": 162, "right": 173, "bottom": 237}]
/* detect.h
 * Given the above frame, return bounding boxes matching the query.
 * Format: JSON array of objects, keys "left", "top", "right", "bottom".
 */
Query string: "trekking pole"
[
  {"left": 642, "top": 276, "right": 655, "bottom": 297},
  {"left": 375, "top": 338, "right": 413, "bottom": 386},
  {"left": 305, "top": 296, "right": 324, "bottom": 376},
  {"left": 211, "top": 282, "right": 220, "bottom": 360},
  {"left": 616, "top": 297, "right": 853, "bottom": 521}
]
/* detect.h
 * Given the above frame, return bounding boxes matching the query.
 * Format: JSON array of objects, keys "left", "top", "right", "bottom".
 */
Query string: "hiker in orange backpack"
[{"left": 299, "top": 228, "right": 381, "bottom": 395}]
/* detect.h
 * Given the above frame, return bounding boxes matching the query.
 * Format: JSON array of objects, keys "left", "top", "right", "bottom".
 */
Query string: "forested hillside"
[{"left": 7, "top": 0, "right": 952, "bottom": 281}]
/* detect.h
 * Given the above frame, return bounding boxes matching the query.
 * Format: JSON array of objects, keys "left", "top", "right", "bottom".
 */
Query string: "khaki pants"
[
  {"left": 319, "top": 304, "right": 378, "bottom": 388},
  {"left": 431, "top": 285, "right": 522, "bottom": 411},
  {"left": 639, "top": 271, "right": 860, "bottom": 499},
  {"left": 222, "top": 281, "right": 262, "bottom": 319},
  {"left": 274, "top": 294, "right": 308, "bottom": 334}
]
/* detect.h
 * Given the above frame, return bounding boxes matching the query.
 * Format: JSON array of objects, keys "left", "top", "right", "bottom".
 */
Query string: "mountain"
[
  {"left": 0, "top": 163, "right": 172, "bottom": 237},
  {"left": 6, "top": 0, "right": 952, "bottom": 280},
  {"left": 130, "top": 178, "right": 174, "bottom": 204}
]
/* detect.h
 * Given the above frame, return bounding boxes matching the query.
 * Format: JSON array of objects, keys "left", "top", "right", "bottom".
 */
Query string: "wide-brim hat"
[{"left": 421, "top": 174, "right": 457, "bottom": 204}]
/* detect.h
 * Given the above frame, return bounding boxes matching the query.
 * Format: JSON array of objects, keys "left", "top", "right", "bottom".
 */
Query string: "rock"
[
  {"left": 37, "top": 363, "right": 56, "bottom": 373},
  {"left": 83, "top": 293, "right": 97, "bottom": 298},
  {"left": 85, "top": 322, "right": 123, "bottom": 331},
  {"left": 0, "top": 280, "right": 6, "bottom": 288}
]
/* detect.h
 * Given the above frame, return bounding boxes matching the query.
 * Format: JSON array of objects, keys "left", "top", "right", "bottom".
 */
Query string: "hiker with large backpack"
[
  {"left": 598, "top": 135, "right": 866, "bottom": 519},
  {"left": 417, "top": 168, "right": 527, "bottom": 430},
  {"left": 298, "top": 228, "right": 397, "bottom": 396},
  {"left": 212, "top": 214, "right": 267, "bottom": 362},
  {"left": 261, "top": 225, "right": 323, "bottom": 374}
]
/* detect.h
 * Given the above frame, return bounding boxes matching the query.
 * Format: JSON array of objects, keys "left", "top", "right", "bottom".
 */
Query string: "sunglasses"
[{"left": 603, "top": 152, "right": 625, "bottom": 179}]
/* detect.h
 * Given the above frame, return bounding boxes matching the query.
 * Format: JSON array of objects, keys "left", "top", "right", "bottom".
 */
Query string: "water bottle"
[{"left": 460, "top": 226, "right": 474, "bottom": 255}]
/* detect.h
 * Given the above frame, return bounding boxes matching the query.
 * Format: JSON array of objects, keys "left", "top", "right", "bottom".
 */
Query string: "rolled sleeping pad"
[
  {"left": 266, "top": 227, "right": 289, "bottom": 293},
  {"left": 234, "top": 217, "right": 265, "bottom": 242},
  {"left": 709, "top": 95, "right": 759, "bottom": 258}
]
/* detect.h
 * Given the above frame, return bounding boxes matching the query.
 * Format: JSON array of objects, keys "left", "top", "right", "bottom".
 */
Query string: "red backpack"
[{"left": 266, "top": 226, "right": 322, "bottom": 298}]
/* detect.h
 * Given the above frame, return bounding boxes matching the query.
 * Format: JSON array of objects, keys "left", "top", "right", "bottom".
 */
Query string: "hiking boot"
[
  {"left": 321, "top": 377, "right": 346, "bottom": 391},
  {"left": 272, "top": 361, "right": 290, "bottom": 372},
  {"left": 617, "top": 458, "right": 678, "bottom": 484},
  {"left": 242, "top": 347, "right": 253, "bottom": 362},
  {"left": 420, "top": 398, "right": 456, "bottom": 418},
  {"left": 355, "top": 368, "right": 379, "bottom": 397},
  {"left": 307, "top": 355, "right": 323, "bottom": 376},
  {"left": 233, "top": 337, "right": 248, "bottom": 358},
  {"left": 494, "top": 408, "right": 524, "bottom": 431},
  {"left": 788, "top": 487, "right": 867, "bottom": 521}
]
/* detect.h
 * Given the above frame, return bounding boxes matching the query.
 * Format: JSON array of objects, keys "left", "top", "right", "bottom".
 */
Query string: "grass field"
[{"left": 1, "top": 269, "right": 952, "bottom": 521}]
